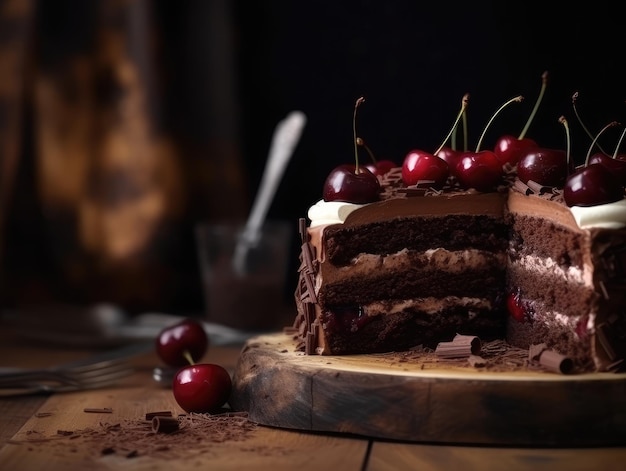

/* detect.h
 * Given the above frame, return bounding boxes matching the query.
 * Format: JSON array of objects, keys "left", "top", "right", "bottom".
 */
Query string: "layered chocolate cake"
[{"left": 292, "top": 169, "right": 626, "bottom": 373}]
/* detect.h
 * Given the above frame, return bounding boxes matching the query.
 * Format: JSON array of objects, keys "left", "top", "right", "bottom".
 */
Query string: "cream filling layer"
[
  {"left": 341, "top": 248, "right": 507, "bottom": 275},
  {"left": 509, "top": 253, "right": 591, "bottom": 286},
  {"left": 362, "top": 297, "right": 492, "bottom": 317}
]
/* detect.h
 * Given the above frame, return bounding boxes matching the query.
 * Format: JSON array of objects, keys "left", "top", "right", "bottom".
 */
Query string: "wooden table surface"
[{"left": 1, "top": 320, "right": 625, "bottom": 471}]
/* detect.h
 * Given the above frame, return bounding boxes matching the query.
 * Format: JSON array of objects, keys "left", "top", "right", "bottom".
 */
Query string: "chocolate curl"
[
  {"left": 526, "top": 179, "right": 552, "bottom": 194},
  {"left": 529, "top": 343, "right": 574, "bottom": 374},
  {"left": 436, "top": 334, "right": 481, "bottom": 358},
  {"left": 151, "top": 416, "right": 180, "bottom": 434}
]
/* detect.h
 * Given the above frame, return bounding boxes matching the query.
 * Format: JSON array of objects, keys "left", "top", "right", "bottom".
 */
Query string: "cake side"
[{"left": 505, "top": 187, "right": 626, "bottom": 371}]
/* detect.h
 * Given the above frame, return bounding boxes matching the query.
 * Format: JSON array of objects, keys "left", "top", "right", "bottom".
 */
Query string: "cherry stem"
[
  {"left": 462, "top": 103, "right": 468, "bottom": 151},
  {"left": 572, "top": 91, "right": 609, "bottom": 155},
  {"left": 559, "top": 116, "right": 571, "bottom": 173},
  {"left": 518, "top": 70, "right": 548, "bottom": 139},
  {"left": 183, "top": 350, "right": 195, "bottom": 365},
  {"left": 434, "top": 93, "right": 470, "bottom": 156},
  {"left": 353, "top": 97, "right": 365, "bottom": 172},
  {"left": 613, "top": 127, "right": 626, "bottom": 159},
  {"left": 584, "top": 121, "right": 620, "bottom": 166},
  {"left": 356, "top": 137, "right": 377, "bottom": 163},
  {"left": 475, "top": 95, "right": 523, "bottom": 152}
]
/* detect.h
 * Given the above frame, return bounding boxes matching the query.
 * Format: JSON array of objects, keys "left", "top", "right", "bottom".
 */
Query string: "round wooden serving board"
[{"left": 230, "top": 333, "right": 626, "bottom": 446}]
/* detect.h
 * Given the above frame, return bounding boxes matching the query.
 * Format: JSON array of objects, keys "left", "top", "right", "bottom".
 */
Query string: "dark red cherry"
[
  {"left": 156, "top": 319, "right": 209, "bottom": 368},
  {"left": 365, "top": 159, "right": 397, "bottom": 177},
  {"left": 455, "top": 150, "right": 503, "bottom": 192},
  {"left": 517, "top": 148, "right": 568, "bottom": 187},
  {"left": 588, "top": 152, "right": 626, "bottom": 185},
  {"left": 435, "top": 146, "right": 463, "bottom": 177},
  {"left": 494, "top": 135, "right": 539, "bottom": 166},
  {"left": 172, "top": 363, "right": 232, "bottom": 413},
  {"left": 323, "top": 164, "right": 381, "bottom": 203},
  {"left": 563, "top": 163, "right": 624, "bottom": 207},
  {"left": 401, "top": 150, "right": 449, "bottom": 188}
]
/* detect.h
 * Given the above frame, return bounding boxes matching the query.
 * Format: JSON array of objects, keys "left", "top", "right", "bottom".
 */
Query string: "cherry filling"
[
  {"left": 324, "top": 305, "right": 373, "bottom": 333},
  {"left": 506, "top": 289, "right": 534, "bottom": 323}
]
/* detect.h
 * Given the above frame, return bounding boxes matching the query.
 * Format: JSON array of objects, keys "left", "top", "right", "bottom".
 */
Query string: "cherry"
[
  {"left": 494, "top": 136, "right": 538, "bottom": 167},
  {"left": 455, "top": 150, "right": 503, "bottom": 191},
  {"left": 588, "top": 152, "right": 626, "bottom": 184},
  {"left": 402, "top": 93, "right": 469, "bottom": 187},
  {"left": 155, "top": 318, "right": 209, "bottom": 368},
  {"left": 493, "top": 71, "right": 548, "bottom": 165},
  {"left": 435, "top": 146, "right": 462, "bottom": 177},
  {"left": 172, "top": 363, "right": 232, "bottom": 413},
  {"left": 563, "top": 163, "right": 624, "bottom": 207},
  {"left": 516, "top": 148, "right": 568, "bottom": 187},
  {"left": 323, "top": 97, "right": 381, "bottom": 203},
  {"left": 588, "top": 125, "right": 626, "bottom": 184},
  {"left": 323, "top": 164, "right": 380, "bottom": 203},
  {"left": 357, "top": 137, "right": 397, "bottom": 176},
  {"left": 455, "top": 95, "right": 523, "bottom": 191},
  {"left": 560, "top": 117, "right": 624, "bottom": 207},
  {"left": 401, "top": 150, "right": 449, "bottom": 187}
]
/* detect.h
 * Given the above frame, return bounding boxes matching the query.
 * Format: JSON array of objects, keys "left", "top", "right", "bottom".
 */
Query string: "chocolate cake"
[{"left": 292, "top": 168, "right": 626, "bottom": 373}]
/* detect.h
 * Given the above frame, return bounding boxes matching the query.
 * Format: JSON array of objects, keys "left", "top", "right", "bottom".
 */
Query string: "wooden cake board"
[{"left": 230, "top": 333, "right": 626, "bottom": 446}]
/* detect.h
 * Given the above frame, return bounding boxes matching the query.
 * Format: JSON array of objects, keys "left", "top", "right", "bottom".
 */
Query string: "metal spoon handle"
[{"left": 232, "top": 111, "right": 307, "bottom": 274}]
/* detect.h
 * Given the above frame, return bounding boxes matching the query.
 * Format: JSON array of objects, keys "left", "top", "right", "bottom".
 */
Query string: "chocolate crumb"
[
  {"left": 10, "top": 411, "right": 259, "bottom": 461},
  {"left": 84, "top": 408, "right": 112, "bottom": 414}
]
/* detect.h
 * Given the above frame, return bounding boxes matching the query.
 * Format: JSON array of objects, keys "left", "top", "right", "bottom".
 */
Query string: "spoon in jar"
[{"left": 232, "top": 110, "right": 307, "bottom": 275}]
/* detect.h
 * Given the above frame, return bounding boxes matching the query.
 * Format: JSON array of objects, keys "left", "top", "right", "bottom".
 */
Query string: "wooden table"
[{"left": 1, "top": 321, "right": 625, "bottom": 471}]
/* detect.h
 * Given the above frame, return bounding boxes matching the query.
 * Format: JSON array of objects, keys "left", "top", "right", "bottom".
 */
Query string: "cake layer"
[{"left": 319, "top": 306, "right": 504, "bottom": 355}]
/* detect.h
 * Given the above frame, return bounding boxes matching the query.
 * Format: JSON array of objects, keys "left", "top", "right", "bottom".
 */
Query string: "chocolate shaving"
[
  {"left": 529, "top": 343, "right": 573, "bottom": 374},
  {"left": 435, "top": 334, "right": 481, "bottom": 358},
  {"left": 528, "top": 343, "right": 548, "bottom": 362},
  {"left": 35, "top": 412, "right": 53, "bottom": 418},
  {"left": 83, "top": 408, "right": 112, "bottom": 414},
  {"left": 513, "top": 179, "right": 532, "bottom": 195},
  {"left": 11, "top": 411, "right": 258, "bottom": 461},
  {"left": 539, "top": 350, "right": 574, "bottom": 374},
  {"left": 468, "top": 355, "right": 487, "bottom": 367},
  {"left": 526, "top": 179, "right": 551, "bottom": 194},
  {"left": 151, "top": 416, "right": 180, "bottom": 434}
]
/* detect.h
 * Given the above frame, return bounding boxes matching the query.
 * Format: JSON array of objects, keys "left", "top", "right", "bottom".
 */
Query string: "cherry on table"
[
  {"left": 172, "top": 363, "right": 232, "bottom": 413},
  {"left": 155, "top": 318, "right": 209, "bottom": 368}
]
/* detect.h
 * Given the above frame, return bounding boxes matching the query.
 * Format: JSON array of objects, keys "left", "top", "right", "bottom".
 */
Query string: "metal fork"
[{"left": 0, "top": 342, "right": 147, "bottom": 396}]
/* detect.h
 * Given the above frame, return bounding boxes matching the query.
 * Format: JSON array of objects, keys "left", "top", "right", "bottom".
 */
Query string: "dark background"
[
  {"left": 1, "top": 0, "right": 625, "bottom": 317},
  {"left": 233, "top": 1, "right": 626, "bottom": 224}
]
